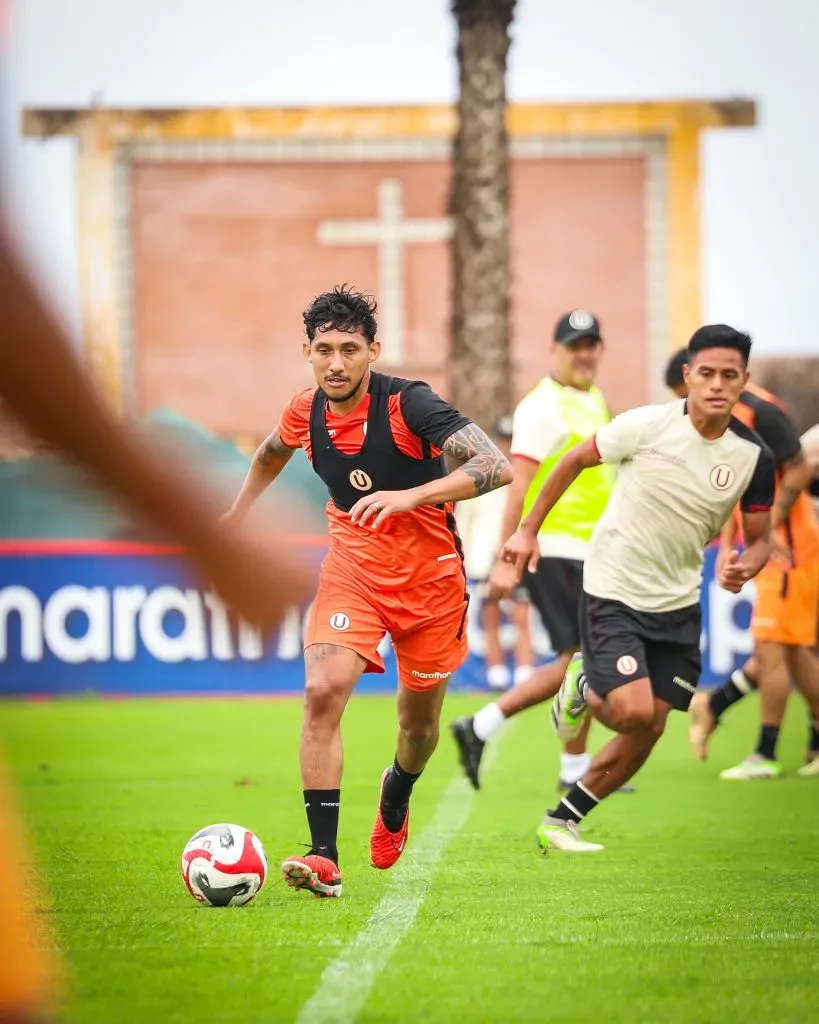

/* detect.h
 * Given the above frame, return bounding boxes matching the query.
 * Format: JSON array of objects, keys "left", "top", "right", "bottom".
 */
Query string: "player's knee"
[
  {"left": 303, "top": 677, "right": 347, "bottom": 723},
  {"left": 607, "top": 699, "right": 654, "bottom": 732},
  {"left": 398, "top": 712, "right": 438, "bottom": 749}
]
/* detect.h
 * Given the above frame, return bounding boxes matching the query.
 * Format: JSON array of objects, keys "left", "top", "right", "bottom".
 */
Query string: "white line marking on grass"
[{"left": 295, "top": 723, "right": 514, "bottom": 1024}]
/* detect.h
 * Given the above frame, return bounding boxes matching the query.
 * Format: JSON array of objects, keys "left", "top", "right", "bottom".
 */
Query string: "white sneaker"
[
  {"left": 797, "top": 755, "right": 819, "bottom": 778},
  {"left": 536, "top": 816, "right": 604, "bottom": 853},
  {"left": 487, "top": 663, "right": 511, "bottom": 691},
  {"left": 550, "top": 653, "right": 589, "bottom": 742},
  {"left": 719, "top": 754, "right": 783, "bottom": 780}
]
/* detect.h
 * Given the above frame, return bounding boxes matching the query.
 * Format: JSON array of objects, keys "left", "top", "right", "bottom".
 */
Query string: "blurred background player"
[
  {"left": 454, "top": 416, "right": 533, "bottom": 693},
  {"left": 0, "top": 217, "right": 315, "bottom": 1023},
  {"left": 666, "top": 348, "right": 819, "bottom": 778},
  {"left": 802, "top": 421, "right": 819, "bottom": 517},
  {"left": 224, "top": 285, "right": 511, "bottom": 898},
  {"left": 451, "top": 310, "right": 628, "bottom": 794}
]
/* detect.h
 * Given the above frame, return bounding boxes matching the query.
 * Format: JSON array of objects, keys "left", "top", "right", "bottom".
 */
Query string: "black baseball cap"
[{"left": 554, "top": 310, "right": 602, "bottom": 345}]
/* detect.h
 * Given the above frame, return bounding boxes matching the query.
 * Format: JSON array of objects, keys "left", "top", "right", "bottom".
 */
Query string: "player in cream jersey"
[
  {"left": 502, "top": 325, "right": 776, "bottom": 852},
  {"left": 583, "top": 400, "right": 770, "bottom": 612}
]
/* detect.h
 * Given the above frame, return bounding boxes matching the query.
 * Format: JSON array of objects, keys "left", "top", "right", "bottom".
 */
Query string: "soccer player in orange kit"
[{"left": 224, "top": 285, "right": 512, "bottom": 897}]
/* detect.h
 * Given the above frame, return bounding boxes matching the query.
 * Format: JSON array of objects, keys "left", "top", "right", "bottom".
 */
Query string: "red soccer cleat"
[
  {"left": 281, "top": 854, "right": 342, "bottom": 898},
  {"left": 370, "top": 768, "right": 410, "bottom": 870}
]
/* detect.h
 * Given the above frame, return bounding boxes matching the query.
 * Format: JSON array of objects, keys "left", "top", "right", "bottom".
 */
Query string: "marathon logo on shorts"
[
  {"left": 411, "top": 669, "right": 449, "bottom": 680},
  {"left": 673, "top": 675, "right": 696, "bottom": 693}
]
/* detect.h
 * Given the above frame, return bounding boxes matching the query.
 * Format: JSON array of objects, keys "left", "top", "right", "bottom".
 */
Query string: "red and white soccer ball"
[{"left": 181, "top": 823, "right": 268, "bottom": 907}]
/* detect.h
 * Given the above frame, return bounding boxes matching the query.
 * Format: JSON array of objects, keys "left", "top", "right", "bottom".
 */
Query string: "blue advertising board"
[{"left": 0, "top": 541, "right": 754, "bottom": 697}]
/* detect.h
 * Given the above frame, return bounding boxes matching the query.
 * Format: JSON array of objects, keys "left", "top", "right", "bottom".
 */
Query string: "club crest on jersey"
[
  {"left": 329, "top": 612, "right": 351, "bottom": 631},
  {"left": 616, "top": 655, "right": 638, "bottom": 675},
  {"left": 349, "top": 469, "right": 372, "bottom": 491},
  {"left": 569, "top": 309, "right": 594, "bottom": 331},
  {"left": 709, "top": 464, "right": 735, "bottom": 491}
]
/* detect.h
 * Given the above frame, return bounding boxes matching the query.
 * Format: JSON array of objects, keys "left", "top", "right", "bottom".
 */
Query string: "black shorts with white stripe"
[{"left": 580, "top": 591, "right": 702, "bottom": 711}]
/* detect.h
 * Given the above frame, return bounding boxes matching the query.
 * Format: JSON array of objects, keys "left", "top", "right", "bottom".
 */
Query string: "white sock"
[
  {"left": 487, "top": 663, "right": 511, "bottom": 690},
  {"left": 731, "top": 668, "right": 755, "bottom": 694},
  {"left": 514, "top": 664, "right": 534, "bottom": 685},
  {"left": 472, "top": 702, "right": 507, "bottom": 742},
  {"left": 559, "top": 752, "right": 591, "bottom": 785}
]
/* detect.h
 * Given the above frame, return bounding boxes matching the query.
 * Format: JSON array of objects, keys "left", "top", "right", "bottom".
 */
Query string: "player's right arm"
[
  {"left": 223, "top": 426, "right": 297, "bottom": 525},
  {"left": 502, "top": 405, "right": 651, "bottom": 577},
  {"left": 0, "top": 222, "right": 312, "bottom": 632},
  {"left": 489, "top": 390, "right": 568, "bottom": 595},
  {"left": 502, "top": 438, "right": 602, "bottom": 576}
]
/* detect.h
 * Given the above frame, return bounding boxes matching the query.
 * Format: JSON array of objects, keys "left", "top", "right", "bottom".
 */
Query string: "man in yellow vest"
[{"left": 451, "top": 310, "right": 624, "bottom": 799}]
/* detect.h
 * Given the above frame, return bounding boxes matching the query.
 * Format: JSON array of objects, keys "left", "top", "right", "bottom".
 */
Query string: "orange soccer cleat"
[
  {"left": 281, "top": 854, "right": 342, "bottom": 898},
  {"left": 370, "top": 768, "right": 410, "bottom": 870}
]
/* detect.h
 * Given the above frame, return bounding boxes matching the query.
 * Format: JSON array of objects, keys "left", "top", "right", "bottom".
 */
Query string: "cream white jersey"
[{"left": 583, "top": 400, "right": 775, "bottom": 613}]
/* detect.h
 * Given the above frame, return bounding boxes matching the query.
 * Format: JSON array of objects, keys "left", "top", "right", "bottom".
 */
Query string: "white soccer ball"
[{"left": 181, "top": 823, "right": 268, "bottom": 907}]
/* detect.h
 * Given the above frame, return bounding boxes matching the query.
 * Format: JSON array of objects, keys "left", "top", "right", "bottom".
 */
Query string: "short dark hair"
[
  {"left": 303, "top": 284, "right": 378, "bottom": 344},
  {"left": 686, "top": 324, "right": 752, "bottom": 366},
  {"left": 664, "top": 347, "right": 688, "bottom": 390}
]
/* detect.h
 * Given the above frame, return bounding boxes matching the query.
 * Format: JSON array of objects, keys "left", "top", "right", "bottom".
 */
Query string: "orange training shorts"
[
  {"left": 751, "top": 560, "right": 819, "bottom": 646},
  {"left": 305, "top": 567, "right": 469, "bottom": 690}
]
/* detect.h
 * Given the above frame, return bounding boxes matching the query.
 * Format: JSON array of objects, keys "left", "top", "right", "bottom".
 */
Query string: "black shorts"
[
  {"left": 580, "top": 592, "right": 702, "bottom": 711},
  {"left": 523, "top": 558, "right": 584, "bottom": 653}
]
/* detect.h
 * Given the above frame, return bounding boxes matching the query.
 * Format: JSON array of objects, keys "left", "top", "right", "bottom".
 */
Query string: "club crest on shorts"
[
  {"left": 616, "top": 655, "right": 638, "bottom": 675},
  {"left": 349, "top": 469, "right": 372, "bottom": 491},
  {"left": 569, "top": 309, "right": 594, "bottom": 331},
  {"left": 709, "top": 464, "right": 735, "bottom": 491},
  {"left": 329, "top": 612, "right": 351, "bottom": 631}
]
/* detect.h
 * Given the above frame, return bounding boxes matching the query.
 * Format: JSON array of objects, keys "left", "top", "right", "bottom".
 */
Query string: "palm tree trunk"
[{"left": 450, "top": 0, "right": 516, "bottom": 429}]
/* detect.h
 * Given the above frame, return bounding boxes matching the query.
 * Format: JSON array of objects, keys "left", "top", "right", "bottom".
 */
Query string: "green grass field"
[{"left": 3, "top": 692, "right": 817, "bottom": 1024}]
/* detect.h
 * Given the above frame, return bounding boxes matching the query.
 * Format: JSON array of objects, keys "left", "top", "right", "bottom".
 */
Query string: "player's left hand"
[
  {"left": 717, "top": 548, "right": 754, "bottom": 593},
  {"left": 501, "top": 528, "right": 540, "bottom": 579},
  {"left": 349, "top": 489, "right": 420, "bottom": 529}
]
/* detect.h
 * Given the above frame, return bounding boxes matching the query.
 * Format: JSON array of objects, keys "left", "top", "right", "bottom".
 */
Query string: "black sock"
[
  {"left": 380, "top": 757, "right": 422, "bottom": 833},
  {"left": 548, "top": 781, "right": 599, "bottom": 823},
  {"left": 810, "top": 719, "right": 819, "bottom": 755},
  {"left": 755, "top": 725, "right": 780, "bottom": 761},
  {"left": 303, "top": 789, "right": 340, "bottom": 865},
  {"left": 708, "top": 668, "right": 756, "bottom": 721}
]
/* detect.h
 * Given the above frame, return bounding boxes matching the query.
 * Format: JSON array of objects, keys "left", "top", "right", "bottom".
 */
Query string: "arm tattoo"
[
  {"left": 256, "top": 428, "right": 293, "bottom": 466},
  {"left": 442, "top": 423, "right": 512, "bottom": 497}
]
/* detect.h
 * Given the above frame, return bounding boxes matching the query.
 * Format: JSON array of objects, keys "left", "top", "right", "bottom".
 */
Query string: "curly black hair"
[{"left": 303, "top": 284, "right": 378, "bottom": 344}]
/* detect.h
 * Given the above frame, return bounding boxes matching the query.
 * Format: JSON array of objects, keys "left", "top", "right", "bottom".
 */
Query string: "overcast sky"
[{"left": 3, "top": 0, "right": 817, "bottom": 354}]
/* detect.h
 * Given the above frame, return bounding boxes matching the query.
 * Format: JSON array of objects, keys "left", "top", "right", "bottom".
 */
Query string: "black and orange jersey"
[
  {"left": 732, "top": 383, "right": 819, "bottom": 564},
  {"left": 278, "top": 372, "right": 470, "bottom": 590}
]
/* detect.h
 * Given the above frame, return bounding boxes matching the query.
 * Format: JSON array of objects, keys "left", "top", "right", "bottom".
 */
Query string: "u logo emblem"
[
  {"left": 709, "top": 464, "right": 735, "bottom": 491},
  {"left": 349, "top": 469, "right": 373, "bottom": 491}
]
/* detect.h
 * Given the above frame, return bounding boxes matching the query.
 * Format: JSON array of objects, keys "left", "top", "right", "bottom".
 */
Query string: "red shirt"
[{"left": 278, "top": 383, "right": 470, "bottom": 590}]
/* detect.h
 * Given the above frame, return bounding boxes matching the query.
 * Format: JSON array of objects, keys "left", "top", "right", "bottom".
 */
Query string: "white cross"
[{"left": 316, "top": 178, "right": 453, "bottom": 364}]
